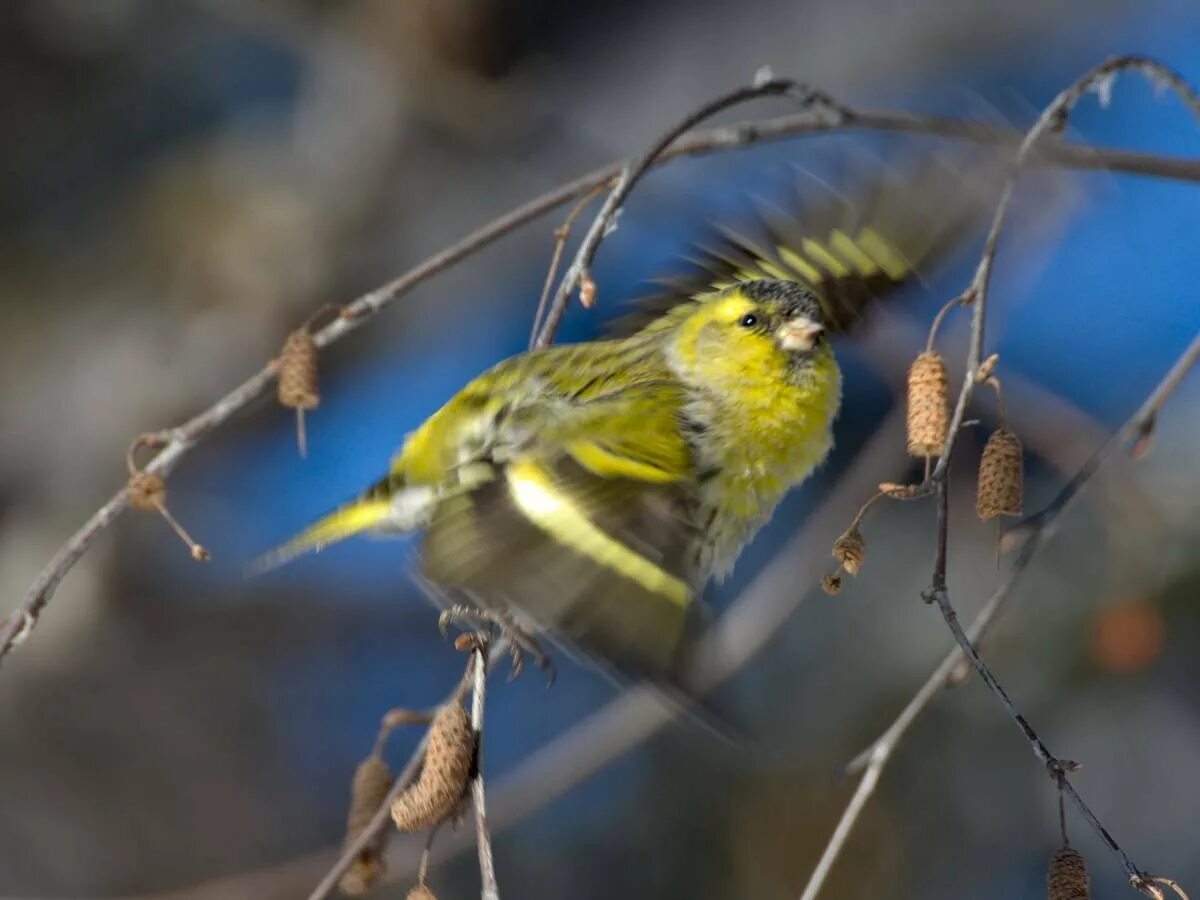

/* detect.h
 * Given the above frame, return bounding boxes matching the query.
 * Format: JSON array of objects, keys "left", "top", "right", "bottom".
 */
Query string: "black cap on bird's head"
[{"left": 739, "top": 278, "right": 822, "bottom": 317}]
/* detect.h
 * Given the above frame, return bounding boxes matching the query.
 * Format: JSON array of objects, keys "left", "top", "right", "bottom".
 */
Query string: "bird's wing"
[
  {"left": 249, "top": 348, "right": 681, "bottom": 573},
  {"left": 610, "top": 148, "right": 1005, "bottom": 335},
  {"left": 421, "top": 381, "right": 705, "bottom": 679}
]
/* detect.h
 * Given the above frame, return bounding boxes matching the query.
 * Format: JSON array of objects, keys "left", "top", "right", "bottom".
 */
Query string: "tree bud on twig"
[
  {"left": 125, "top": 438, "right": 210, "bottom": 561},
  {"left": 976, "top": 352, "right": 1000, "bottom": 382},
  {"left": 579, "top": 274, "right": 597, "bottom": 309}
]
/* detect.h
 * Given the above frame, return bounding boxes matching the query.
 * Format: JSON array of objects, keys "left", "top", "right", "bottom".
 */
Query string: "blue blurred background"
[{"left": 1, "top": 1, "right": 1199, "bottom": 898}]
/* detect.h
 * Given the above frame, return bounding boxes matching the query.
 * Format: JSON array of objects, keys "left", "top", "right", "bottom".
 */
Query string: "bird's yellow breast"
[{"left": 668, "top": 303, "right": 843, "bottom": 576}]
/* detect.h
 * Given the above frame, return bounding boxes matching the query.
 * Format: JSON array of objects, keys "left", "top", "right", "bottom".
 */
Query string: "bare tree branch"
[
  {"left": 305, "top": 729, "right": 430, "bottom": 900},
  {"left": 7, "top": 57, "right": 1200, "bottom": 900},
  {"left": 799, "top": 53, "right": 1200, "bottom": 900},
  {"left": 6, "top": 65, "right": 1200, "bottom": 668},
  {"left": 798, "top": 326, "right": 1199, "bottom": 900}
]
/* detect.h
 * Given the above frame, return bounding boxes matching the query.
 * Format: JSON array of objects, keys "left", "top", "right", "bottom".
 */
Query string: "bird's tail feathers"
[{"left": 247, "top": 496, "right": 396, "bottom": 575}]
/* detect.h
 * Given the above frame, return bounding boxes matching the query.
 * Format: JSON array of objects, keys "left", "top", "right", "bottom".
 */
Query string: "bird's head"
[{"left": 665, "top": 279, "right": 832, "bottom": 391}]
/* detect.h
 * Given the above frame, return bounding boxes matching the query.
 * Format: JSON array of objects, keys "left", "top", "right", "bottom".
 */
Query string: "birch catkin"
[
  {"left": 832, "top": 525, "right": 866, "bottom": 576},
  {"left": 977, "top": 428, "right": 1023, "bottom": 519},
  {"left": 390, "top": 701, "right": 474, "bottom": 832},
  {"left": 278, "top": 327, "right": 320, "bottom": 456},
  {"left": 1047, "top": 846, "right": 1090, "bottom": 900},
  {"left": 337, "top": 754, "right": 395, "bottom": 896},
  {"left": 906, "top": 351, "right": 950, "bottom": 456}
]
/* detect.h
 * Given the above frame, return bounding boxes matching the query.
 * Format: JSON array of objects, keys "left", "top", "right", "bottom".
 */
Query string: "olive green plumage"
[{"left": 261, "top": 152, "right": 996, "bottom": 678}]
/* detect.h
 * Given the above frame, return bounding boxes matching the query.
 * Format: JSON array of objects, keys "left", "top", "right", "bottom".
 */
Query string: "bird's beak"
[{"left": 777, "top": 316, "right": 824, "bottom": 352}]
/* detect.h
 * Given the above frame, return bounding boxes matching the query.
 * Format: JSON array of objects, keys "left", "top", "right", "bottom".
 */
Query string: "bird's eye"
[{"left": 739, "top": 313, "right": 758, "bottom": 328}]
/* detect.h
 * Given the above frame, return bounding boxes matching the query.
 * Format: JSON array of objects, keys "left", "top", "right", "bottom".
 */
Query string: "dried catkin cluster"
[
  {"left": 391, "top": 701, "right": 475, "bottom": 832},
  {"left": 906, "top": 351, "right": 950, "bottom": 456},
  {"left": 824, "top": 512, "right": 873, "bottom": 595},
  {"left": 977, "top": 427, "right": 1024, "bottom": 519},
  {"left": 278, "top": 327, "right": 320, "bottom": 456},
  {"left": 1047, "top": 845, "right": 1090, "bottom": 900},
  {"left": 339, "top": 854, "right": 385, "bottom": 897},
  {"left": 126, "top": 471, "right": 167, "bottom": 511},
  {"left": 125, "top": 443, "right": 210, "bottom": 561},
  {"left": 820, "top": 573, "right": 843, "bottom": 596},
  {"left": 832, "top": 526, "right": 866, "bottom": 576},
  {"left": 337, "top": 754, "right": 396, "bottom": 896}
]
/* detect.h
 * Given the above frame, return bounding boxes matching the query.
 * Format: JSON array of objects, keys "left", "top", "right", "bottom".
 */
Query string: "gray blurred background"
[{"left": 1, "top": 1, "right": 1199, "bottom": 898}]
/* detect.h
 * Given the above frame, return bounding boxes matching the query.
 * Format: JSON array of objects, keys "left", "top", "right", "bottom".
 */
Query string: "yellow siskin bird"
[{"left": 261, "top": 153, "right": 997, "bottom": 680}]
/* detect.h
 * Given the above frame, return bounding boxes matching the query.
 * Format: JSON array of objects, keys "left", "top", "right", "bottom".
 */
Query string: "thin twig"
[
  {"left": 798, "top": 742, "right": 886, "bottom": 900},
  {"left": 306, "top": 659, "right": 473, "bottom": 900},
  {"left": 800, "top": 328, "right": 1197, "bottom": 900},
  {"left": 800, "top": 55, "right": 1200, "bottom": 893},
  {"left": 817, "top": 340, "right": 1197, "bottom": 900},
  {"left": 7, "top": 76, "right": 1200, "bottom": 667},
  {"left": 308, "top": 642, "right": 502, "bottom": 900},
  {"left": 306, "top": 732, "right": 429, "bottom": 900},
  {"left": 528, "top": 178, "right": 616, "bottom": 348},
  {"left": 925, "top": 294, "right": 964, "bottom": 353},
  {"left": 1059, "top": 787, "right": 1069, "bottom": 844},
  {"left": 930, "top": 54, "right": 1200, "bottom": 482},
  {"left": 417, "top": 826, "right": 439, "bottom": 891},
  {"left": 925, "top": 478, "right": 1156, "bottom": 888},
  {"left": 470, "top": 647, "right": 500, "bottom": 900},
  {"left": 854, "top": 331, "right": 1197, "bottom": 773},
  {"left": 532, "top": 76, "right": 838, "bottom": 348},
  {"left": 1018, "top": 328, "right": 1200, "bottom": 537}
]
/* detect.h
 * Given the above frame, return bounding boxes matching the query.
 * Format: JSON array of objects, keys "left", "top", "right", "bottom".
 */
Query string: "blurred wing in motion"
[
  {"left": 422, "top": 384, "right": 704, "bottom": 680},
  {"left": 611, "top": 148, "right": 1007, "bottom": 335}
]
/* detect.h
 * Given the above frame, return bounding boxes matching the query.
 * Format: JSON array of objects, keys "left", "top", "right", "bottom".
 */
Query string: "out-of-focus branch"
[
  {"left": 306, "top": 729, "right": 429, "bottom": 900},
  {"left": 6, "top": 65, "right": 1200, "bottom": 668},
  {"left": 306, "top": 690, "right": 466, "bottom": 900},
  {"left": 308, "top": 639, "right": 506, "bottom": 900}
]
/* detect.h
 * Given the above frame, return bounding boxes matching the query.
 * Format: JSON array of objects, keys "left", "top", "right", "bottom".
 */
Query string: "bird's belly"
[{"left": 695, "top": 418, "right": 834, "bottom": 579}]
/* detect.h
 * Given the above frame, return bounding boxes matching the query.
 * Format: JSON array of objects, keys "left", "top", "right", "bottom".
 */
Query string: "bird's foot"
[{"left": 438, "top": 605, "right": 555, "bottom": 686}]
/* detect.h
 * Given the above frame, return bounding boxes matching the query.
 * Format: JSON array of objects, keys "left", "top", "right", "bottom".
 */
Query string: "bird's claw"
[
  {"left": 438, "top": 604, "right": 478, "bottom": 637},
  {"left": 436, "top": 604, "right": 555, "bottom": 686}
]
